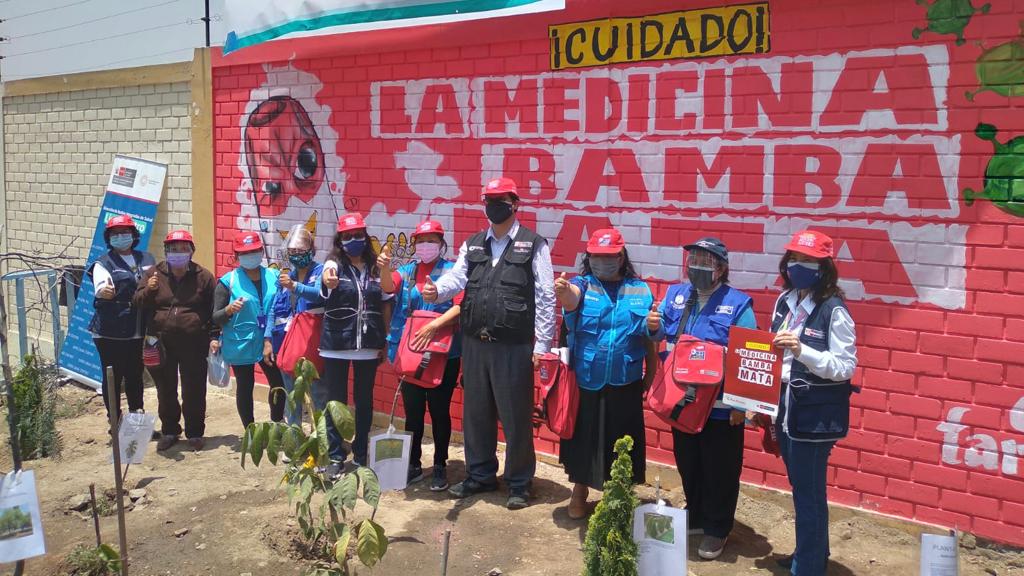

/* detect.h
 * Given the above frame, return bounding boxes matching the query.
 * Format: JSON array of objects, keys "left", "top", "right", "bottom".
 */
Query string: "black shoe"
[
  {"left": 448, "top": 478, "right": 498, "bottom": 499},
  {"left": 354, "top": 455, "right": 367, "bottom": 467},
  {"left": 326, "top": 461, "right": 343, "bottom": 481},
  {"left": 506, "top": 487, "right": 530, "bottom": 510},
  {"left": 430, "top": 466, "right": 449, "bottom": 492},
  {"left": 407, "top": 465, "right": 425, "bottom": 484},
  {"left": 775, "top": 555, "right": 793, "bottom": 569}
]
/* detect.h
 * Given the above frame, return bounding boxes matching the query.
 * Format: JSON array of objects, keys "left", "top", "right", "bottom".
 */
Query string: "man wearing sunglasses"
[{"left": 423, "top": 177, "right": 555, "bottom": 510}]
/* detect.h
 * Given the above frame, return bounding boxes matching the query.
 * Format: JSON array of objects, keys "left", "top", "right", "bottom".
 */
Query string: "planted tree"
[
  {"left": 241, "top": 358, "right": 387, "bottom": 575},
  {"left": 582, "top": 435, "right": 640, "bottom": 576}
]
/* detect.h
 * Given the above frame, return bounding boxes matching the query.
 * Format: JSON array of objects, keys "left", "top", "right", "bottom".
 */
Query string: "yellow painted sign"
[{"left": 549, "top": 3, "right": 770, "bottom": 70}]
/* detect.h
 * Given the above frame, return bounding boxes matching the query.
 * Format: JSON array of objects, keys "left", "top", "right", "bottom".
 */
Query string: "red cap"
[
  {"left": 106, "top": 215, "right": 137, "bottom": 230},
  {"left": 411, "top": 220, "right": 444, "bottom": 239},
  {"left": 336, "top": 213, "right": 367, "bottom": 233},
  {"left": 233, "top": 231, "right": 264, "bottom": 253},
  {"left": 586, "top": 228, "right": 626, "bottom": 255},
  {"left": 164, "top": 229, "right": 193, "bottom": 244},
  {"left": 482, "top": 177, "right": 519, "bottom": 199},
  {"left": 784, "top": 230, "right": 834, "bottom": 259}
]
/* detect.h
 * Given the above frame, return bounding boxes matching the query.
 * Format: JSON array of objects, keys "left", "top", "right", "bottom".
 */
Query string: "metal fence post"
[
  {"left": 14, "top": 277, "right": 26, "bottom": 360},
  {"left": 48, "top": 271, "right": 62, "bottom": 359}
]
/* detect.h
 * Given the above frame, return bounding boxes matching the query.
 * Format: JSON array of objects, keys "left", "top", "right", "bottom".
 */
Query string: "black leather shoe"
[
  {"left": 507, "top": 487, "right": 530, "bottom": 510},
  {"left": 447, "top": 478, "right": 498, "bottom": 498}
]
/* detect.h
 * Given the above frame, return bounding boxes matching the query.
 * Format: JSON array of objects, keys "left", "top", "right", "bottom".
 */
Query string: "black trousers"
[
  {"left": 151, "top": 332, "right": 209, "bottom": 439},
  {"left": 322, "top": 358, "right": 379, "bottom": 464},
  {"left": 94, "top": 337, "right": 145, "bottom": 421},
  {"left": 672, "top": 418, "right": 745, "bottom": 538},
  {"left": 232, "top": 360, "right": 286, "bottom": 428},
  {"left": 401, "top": 357, "right": 460, "bottom": 468},
  {"left": 560, "top": 380, "right": 646, "bottom": 490},
  {"left": 461, "top": 338, "right": 536, "bottom": 490}
]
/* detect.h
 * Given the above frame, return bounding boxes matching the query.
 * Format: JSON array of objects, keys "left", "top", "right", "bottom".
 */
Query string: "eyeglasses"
[{"left": 340, "top": 232, "right": 366, "bottom": 242}]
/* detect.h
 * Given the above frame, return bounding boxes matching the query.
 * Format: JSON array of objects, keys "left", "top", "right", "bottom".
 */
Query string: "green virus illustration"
[
  {"left": 912, "top": 0, "right": 991, "bottom": 46},
  {"left": 966, "top": 21, "right": 1024, "bottom": 101},
  {"left": 964, "top": 123, "right": 1024, "bottom": 218}
]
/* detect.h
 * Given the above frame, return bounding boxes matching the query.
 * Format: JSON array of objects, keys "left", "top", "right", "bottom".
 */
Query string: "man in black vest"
[{"left": 423, "top": 177, "right": 555, "bottom": 509}]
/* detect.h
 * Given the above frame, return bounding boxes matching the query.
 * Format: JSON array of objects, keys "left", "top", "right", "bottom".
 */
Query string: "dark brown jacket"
[{"left": 133, "top": 261, "right": 217, "bottom": 338}]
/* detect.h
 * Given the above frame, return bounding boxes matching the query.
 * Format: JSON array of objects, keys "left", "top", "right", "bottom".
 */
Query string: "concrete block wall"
[
  {"left": 2, "top": 81, "right": 193, "bottom": 357},
  {"left": 211, "top": 0, "right": 1024, "bottom": 545}
]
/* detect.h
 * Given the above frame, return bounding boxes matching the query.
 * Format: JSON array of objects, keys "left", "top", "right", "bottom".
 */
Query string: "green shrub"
[
  {"left": 3, "top": 355, "right": 61, "bottom": 461},
  {"left": 63, "top": 544, "right": 121, "bottom": 576},
  {"left": 582, "top": 435, "right": 640, "bottom": 576}
]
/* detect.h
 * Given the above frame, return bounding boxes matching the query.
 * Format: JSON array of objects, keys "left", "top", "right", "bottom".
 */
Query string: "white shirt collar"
[
  {"left": 784, "top": 289, "right": 816, "bottom": 315},
  {"left": 486, "top": 220, "right": 520, "bottom": 242}
]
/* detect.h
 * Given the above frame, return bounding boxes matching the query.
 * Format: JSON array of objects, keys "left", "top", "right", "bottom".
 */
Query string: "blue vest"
[
  {"left": 662, "top": 283, "right": 753, "bottom": 420},
  {"left": 220, "top": 267, "right": 278, "bottom": 366},
  {"left": 771, "top": 293, "right": 853, "bottom": 442},
  {"left": 566, "top": 276, "right": 653, "bottom": 391},
  {"left": 386, "top": 259, "right": 461, "bottom": 363},
  {"left": 321, "top": 262, "right": 387, "bottom": 352},
  {"left": 89, "top": 250, "right": 155, "bottom": 339},
  {"left": 269, "top": 263, "right": 325, "bottom": 352}
]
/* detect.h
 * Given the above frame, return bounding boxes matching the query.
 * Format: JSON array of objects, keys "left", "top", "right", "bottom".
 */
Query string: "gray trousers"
[{"left": 461, "top": 338, "right": 536, "bottom": 490}]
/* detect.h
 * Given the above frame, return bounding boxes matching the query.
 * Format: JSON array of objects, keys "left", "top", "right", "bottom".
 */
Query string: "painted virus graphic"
[
  {"left": 966, "top": 21, "right": 1024, "bottom": 101},
  {"left": 964, "top": 123, "right": 1024, "bottom": 218},
  {"left": 912, "top": 0, "right": 990, "bottom": 46}
]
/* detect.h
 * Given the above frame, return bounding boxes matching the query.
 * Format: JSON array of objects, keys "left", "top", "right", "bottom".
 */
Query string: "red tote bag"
[
  {"left": 276, "top": 311, "right": 325, "bottom": 376},
  {"left": 646, "top": 335, "right": 726, "bottom": 435},
  {"left": 395, "top": 310, "right": 455, "bottom": 389},
  {"left": 533, "top": 352, "right": 579, "bottom": 440}
]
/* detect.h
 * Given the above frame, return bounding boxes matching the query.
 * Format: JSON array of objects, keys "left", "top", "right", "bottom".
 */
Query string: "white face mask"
[{"left": 415, "top": 242, "right": 441, "bottom": 263}]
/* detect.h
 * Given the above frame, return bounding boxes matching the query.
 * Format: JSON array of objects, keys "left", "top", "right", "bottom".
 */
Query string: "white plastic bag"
[{"left": 207, "top": 352, "right": 230, "bottom": 388}]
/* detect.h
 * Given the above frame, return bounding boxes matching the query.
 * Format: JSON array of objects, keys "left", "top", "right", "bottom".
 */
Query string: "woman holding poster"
[
  {"left": 555, "top": 229, "right": 657, "bottom": 520},
  {"left": 770, "top": 230, "right": 857, "bottom": 576},
  {"left": 647, "top": 237, "right": 756, "bottom": 561}
]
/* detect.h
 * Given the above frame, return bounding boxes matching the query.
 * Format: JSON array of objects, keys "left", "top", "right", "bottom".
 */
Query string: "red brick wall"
[{"left": 211, "top": 0, "right": 1024, "bottom": 545}]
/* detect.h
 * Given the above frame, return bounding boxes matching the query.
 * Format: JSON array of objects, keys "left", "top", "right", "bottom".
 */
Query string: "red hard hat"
[
  {"left": 336, "top": 213, "right": 367, "bottom": 233},
  {"left": 784, "top": 230, "right": 834, "bottom": 259},
  {"left": 106, "top": 215, "right": 137, "bottom": 230},
  {"left": 482, "top": 177, "right": 519, "bottom": 199},
  {"left": 164, "top": 229, "right": 194, "bottom": 244},
  {"left": 233, "top": 231, "right": 264, "bottom": 253},
  {"left": 411, "top": 220, "right": 444, "bottom": 239}
]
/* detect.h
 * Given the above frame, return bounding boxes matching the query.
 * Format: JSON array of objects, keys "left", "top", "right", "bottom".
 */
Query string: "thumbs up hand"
[
  {"left": 377, "top": 243, "right": 393, "bottom": 272},
  {"left": 421, "top": 276, "right": 438, "bottom": 303},
  {"left": 554, "top": 272, "right": 571, "bottom": 299},
  {"left": 323, "top": 265, "right": 340, "bottom": 290},
  {"left": 97, "top": 280, "right": 115, "bottom": 300},
  {"left": 646, "top": 301, "right": 662, "bottom": 333}
]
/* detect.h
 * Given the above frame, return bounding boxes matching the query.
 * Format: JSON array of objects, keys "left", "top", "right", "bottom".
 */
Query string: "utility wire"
[
  {"left": 1, "top": 46, "right": 193, "bottom": 80},
  {"left": 4, "top": 0, "right": 92, "bottom": 21},
  {"left": 5, "top": 20, "right": 188, "bottom": 58},
  {"left": 10, "top": 0, "right": 182, "bottom": 40}
]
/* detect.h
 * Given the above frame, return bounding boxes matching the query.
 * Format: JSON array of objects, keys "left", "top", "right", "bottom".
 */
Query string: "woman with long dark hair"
[
  {"left": 771, "top": 230, "right": 857, "bottom": 576},
  {"left": 319, "top": 213, "right": 389, "bottom": 479},
  {"left": 554, "top": 228, "right": 657, "bottom": 519},
  {"left": 380, "top": 220, "right": 462, "bottom": 491}
]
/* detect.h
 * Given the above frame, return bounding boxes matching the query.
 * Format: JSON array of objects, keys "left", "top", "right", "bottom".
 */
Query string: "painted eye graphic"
[{"left": 295, "top": 141, "right": 319, "bottom": 181}]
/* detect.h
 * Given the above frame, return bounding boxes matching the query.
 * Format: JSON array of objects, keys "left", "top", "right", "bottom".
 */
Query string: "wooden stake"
[
  {"left": 441, "top": 526, "right": 451, "bottom": 576},
  {"left": 106, "top": 366, "right": 129, "bottom": 576},
  {"left": 89, "top": 484, "right": 102, "bottom": 547}
]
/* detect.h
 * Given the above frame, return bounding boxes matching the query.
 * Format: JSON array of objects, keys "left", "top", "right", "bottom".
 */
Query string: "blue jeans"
[{"left": 777, "top": 423, "right": 834, "bottom": 576}]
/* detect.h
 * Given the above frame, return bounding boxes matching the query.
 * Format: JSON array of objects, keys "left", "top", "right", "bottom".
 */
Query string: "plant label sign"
[
  {"left": 109, "top": 412, "right": 158, "bottom": 465},
  {"left": 723, "top": 327, "right": 783, "bottom": 417},
  {"left": 633, "top": 502, "right": 687, "bottom": 575},
  {"left": 921, "top": 532, "right": 959, "bottom": 576},
  {"left": 0, "top": 470, "right": 45, "bottom": 563},
  {"left": 368, "top": 431, "right": 411, "bottom": 492}
]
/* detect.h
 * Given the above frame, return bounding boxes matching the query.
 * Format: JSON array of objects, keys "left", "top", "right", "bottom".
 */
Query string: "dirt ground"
[{"left": 3, "top": 384, "right": 1023, "bottom": 576}]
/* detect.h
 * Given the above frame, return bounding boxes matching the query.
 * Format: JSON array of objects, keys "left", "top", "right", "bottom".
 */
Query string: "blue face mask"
[
  {"left": 110, "top": 234, "right": 134, "bottom": 251},
  {"left": 238, "top": 252, "right": 264, "bottom": 270},
  {"left": 787, "top": 262, "right": 821, "bottom": 289},
  {"left": 342, "top": 239, "right": 366, "bottom": 257},
  {"left": 289, "top": 251, "right": 314, "bottom": 269}
]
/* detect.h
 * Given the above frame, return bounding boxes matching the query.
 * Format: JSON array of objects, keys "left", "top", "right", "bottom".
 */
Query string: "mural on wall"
[{"left": 214, "top": 0, "right": 1024, "bottom": 546}]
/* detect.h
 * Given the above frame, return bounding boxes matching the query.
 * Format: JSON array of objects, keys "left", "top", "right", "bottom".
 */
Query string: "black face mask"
[
  {"left": 485, "top": 200, "right": 515, "bottom": 224},
  {"left": 687, "top": 265, "right": 716, "bottom": 291}
]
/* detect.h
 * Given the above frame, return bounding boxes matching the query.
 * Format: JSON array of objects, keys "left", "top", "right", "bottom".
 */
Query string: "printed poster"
[
  {"left": 0, "top": 470, "right": 46, "bottom": 563},
  {"left": 921, "top": 532, "right": 959, "bottom": 576},
  {"left": 58, "top": 155, "right": 167, "bottom": 390},
  {"left": 633, "top": 502, "right": 687, "bottom": 576},
  {"left": 368, "top": 431, "right": 411, "bottom": 491},
  {"left": 722, "top": 326, "right": 783, "bottom": 417},
  {"left": 109, "top": 412, "right": 158, "bottom": 465}
]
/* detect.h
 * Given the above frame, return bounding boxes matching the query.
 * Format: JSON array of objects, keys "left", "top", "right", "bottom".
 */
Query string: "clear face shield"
[
  {"left": 684, "top": 248, "right": 723, "bottom": 291},
  {"left": 282, "top": 224, "right": 316, "bottom": 271}
]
